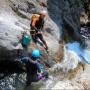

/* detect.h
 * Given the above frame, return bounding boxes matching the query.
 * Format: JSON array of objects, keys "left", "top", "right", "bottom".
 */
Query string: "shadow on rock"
[{"left": 47, "top": 0, "right": 85, "bottom": 44}]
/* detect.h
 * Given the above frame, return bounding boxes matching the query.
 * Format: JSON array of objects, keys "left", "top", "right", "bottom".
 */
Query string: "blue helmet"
[{"left": 31, "top": 49, "right": 40, "bottom": 58}]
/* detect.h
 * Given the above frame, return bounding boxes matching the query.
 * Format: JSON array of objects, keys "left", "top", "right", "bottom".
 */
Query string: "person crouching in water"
[{"left": 30, "top": 10, "right": 49, "bottom": 52}]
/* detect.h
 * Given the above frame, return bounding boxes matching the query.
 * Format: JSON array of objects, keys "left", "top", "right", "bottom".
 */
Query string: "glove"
[{"left": 38, "top": 73, "right": 42, "bottom": 80}]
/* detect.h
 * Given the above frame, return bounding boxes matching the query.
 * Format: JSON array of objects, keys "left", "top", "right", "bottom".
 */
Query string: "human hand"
[{"left": 37, "top": 31, "right": 43, "bottom": 34}]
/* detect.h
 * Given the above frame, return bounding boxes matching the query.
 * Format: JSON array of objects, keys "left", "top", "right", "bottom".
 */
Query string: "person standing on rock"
[{"left": 30, "top": 10, "right": 49, "bottom": 53}]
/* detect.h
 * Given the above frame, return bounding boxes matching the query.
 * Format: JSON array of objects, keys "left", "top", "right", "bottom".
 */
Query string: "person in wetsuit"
[
  {"left": 17, "top": 49, "right": 48, "bottom": 87},
  {"left": 30, "top": 10, "right": 49, "bottom": 52}
]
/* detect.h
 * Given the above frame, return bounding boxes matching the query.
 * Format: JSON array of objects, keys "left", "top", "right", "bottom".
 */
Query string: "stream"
[{"left": 0, "top": 37, "right": 90, "bottom": 90}]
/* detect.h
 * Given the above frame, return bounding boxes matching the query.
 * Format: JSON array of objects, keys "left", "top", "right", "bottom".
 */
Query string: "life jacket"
[
  {"left": 30, "top": 14, "right": 40, "bottom": 35},
  {"left": 31, "top": 14, "right": 40, "bottom": 27},
  {"left": 31, "top": 14, "right": 40, "bottom": 20},
  {"left": 21, "top": 34, "right": 31, "bottom": 47},
  {"left": 30, "top": 14, "right": 44, "bottom": 35}
]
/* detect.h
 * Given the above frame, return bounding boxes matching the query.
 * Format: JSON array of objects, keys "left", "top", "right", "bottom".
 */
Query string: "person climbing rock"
[
  {"left": 30, "top": 10, "right": 49, "bottom": 53},
  {"left": 16, "top": 49, "right": 49, "bottom": 88}
]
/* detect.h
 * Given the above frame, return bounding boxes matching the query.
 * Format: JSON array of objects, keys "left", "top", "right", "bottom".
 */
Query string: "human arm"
[
  {"left": 28, "top": 58, "right": 38, "bottom": 64},
  {"left": 30, "top": 18, "right": 38, "bottom": 31},
  {"left": 36, "top": 60, "right": 43, "bottom": 73}
]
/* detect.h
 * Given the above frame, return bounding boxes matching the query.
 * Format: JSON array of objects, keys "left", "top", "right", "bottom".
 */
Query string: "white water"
[
  {"left": 39, "top": 41, "right": 90, "bottom": 90},
  {"left": 65, "top": 42, "right": 90, "bottom": 64}
]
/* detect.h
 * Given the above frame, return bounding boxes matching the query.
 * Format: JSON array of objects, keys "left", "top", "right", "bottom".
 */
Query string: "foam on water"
[{"left": 65, "top": 42, "right": 90, "bottom": 64}]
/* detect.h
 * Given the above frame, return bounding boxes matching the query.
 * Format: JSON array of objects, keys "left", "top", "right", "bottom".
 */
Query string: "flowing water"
[
  {"left": 0, "top": 40, "right": 90, "bottom": 90},
  {"left": 65, "top": 41, "right": 90, "bottom": 64}
]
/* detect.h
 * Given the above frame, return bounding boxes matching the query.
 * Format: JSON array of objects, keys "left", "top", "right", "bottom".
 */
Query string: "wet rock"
[
  {"left": 80, "top": 27, "right": 90, "bottom": 40},
  {"left": 55, "top": 43, "right": 64, "bottom": 63},
  {"left": 47, "top": 0, "right": 84, "bottom": 42}
]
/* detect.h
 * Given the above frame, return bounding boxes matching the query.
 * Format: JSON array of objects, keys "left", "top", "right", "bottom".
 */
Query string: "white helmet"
[{"left": 39, "top": 10, "right": 47, "bottom": 16}]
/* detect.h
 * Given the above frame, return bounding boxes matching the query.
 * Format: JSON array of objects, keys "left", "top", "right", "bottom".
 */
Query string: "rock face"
[
  {"left": 0, "top": 0, "right": 60, "bottom": 78},
  {"left": 47, "top": 0, "right": 84, "bottom": 42},
  {"left": 0, "top": 0, "right": 86, "bottom": 77}
]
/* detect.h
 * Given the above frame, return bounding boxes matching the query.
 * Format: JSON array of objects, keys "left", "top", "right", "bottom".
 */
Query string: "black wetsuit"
[
  {"left": 31, "top": 17, "right": 48, "bottom": 49},
  {"left": 25, "top": 57, "right": 48, "bottom": 86},
  {"left": 26, "top": 59, "right": 41, "bottom": 86},
  {"left": 19, "top": 55, "right": 41, "bottom": 86},
  {"left": 16, "top": 51, "right": 48, "bottom": 87}
]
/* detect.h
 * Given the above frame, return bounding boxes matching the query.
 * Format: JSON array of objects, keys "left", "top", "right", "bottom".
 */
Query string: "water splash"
[
  {"left": 39, "top": 42, "right": 90, "bottom": 90},
  {"left": 65, "top": 42, "right": 90, "bottom": 64}
]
